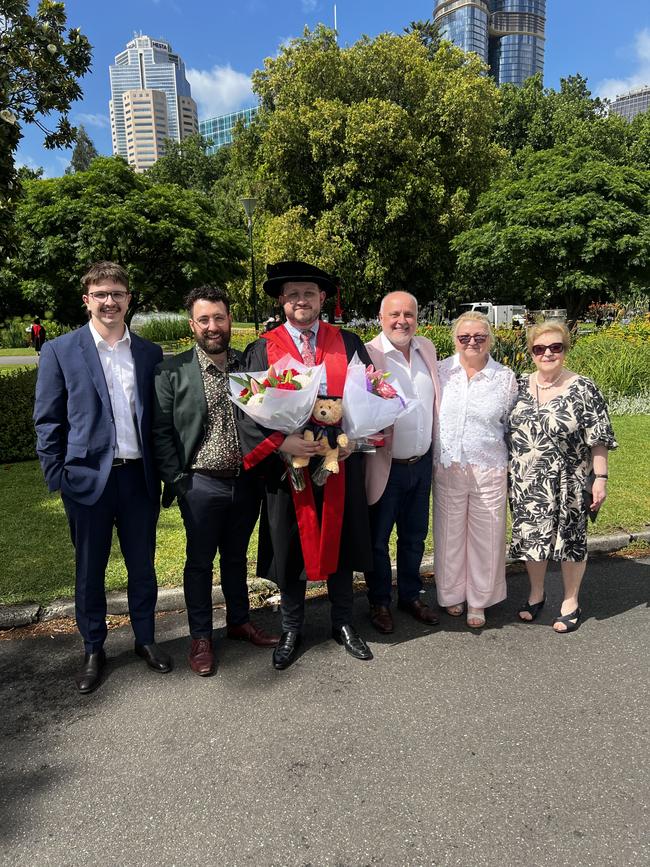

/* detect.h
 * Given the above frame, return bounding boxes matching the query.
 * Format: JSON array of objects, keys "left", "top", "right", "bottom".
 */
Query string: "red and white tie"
[{"left": 299, "top": 330, "right": 316, "bottom": 367}]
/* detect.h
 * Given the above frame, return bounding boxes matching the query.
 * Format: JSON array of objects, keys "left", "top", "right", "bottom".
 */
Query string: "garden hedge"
[{"left": 0, "top": 368, "right": 38, "bottom": 462}]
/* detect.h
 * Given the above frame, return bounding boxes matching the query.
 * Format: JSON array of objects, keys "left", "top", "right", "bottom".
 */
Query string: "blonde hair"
[
  {"left": 526, "top": 320, "right": 571, "bottom": 353},
  {"left": 451, "top": 311, "right": 494, "bottom": 350}
]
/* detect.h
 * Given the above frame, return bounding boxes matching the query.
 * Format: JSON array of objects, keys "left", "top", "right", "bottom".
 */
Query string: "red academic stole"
[{"left": 264, "top": 323, "right": 348, "bottom": 581}]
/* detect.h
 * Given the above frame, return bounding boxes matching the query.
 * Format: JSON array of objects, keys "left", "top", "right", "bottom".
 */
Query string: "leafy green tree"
[
  {"left": 232, "top": 25, "right": 504, "bottom": 311},
  {"left": 451, "top": 144, "right": 650, "bottom": 318},
  {"left": 0, "top": 0, "right": 92, "bottom": 252},
  {"left": 627, "top": 110, "right": 650, "bottom": 166},
  {"left": 65, "top": 124, "right": 99, "bottom": 173},
  {"left": 6, "top": 157, "right": 246, "bottom": 323},
  {"left": 146, "top": 133, "right": 230, "bottom": 194},
  {"left": 495, "top": 74, "right": 627, "bottom": 160},
  {"left": 404, "top": 18, "right": 442, "bottom": 58}
]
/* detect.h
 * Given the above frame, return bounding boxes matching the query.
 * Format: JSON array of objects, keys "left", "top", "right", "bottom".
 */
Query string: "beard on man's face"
[{"left": 195, "top": 327, "right": 230, "bottom": 355}]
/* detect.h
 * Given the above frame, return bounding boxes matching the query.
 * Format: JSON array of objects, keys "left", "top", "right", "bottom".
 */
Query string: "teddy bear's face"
[{"left": 312, "top": 397, "right": 343, "bottom": 424}]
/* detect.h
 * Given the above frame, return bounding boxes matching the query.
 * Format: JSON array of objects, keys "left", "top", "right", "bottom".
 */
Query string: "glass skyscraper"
[
  {"left": 433, "top": 1, "right": 546, "bottom": 86},
  {"left": 610, "top": 86, "right": 650, "bottom": 123},
  {"left": 199, "top": 107, "right": 258, "bottom": 153},
  {"left": 109, "top": 35, "right": 198, "bottom": 171}
]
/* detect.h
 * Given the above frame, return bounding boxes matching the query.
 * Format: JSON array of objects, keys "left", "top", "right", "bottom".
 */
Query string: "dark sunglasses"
[
  {"left": 457, "top": 334, "right": 488, "bottom": 345},
  {"left": 531, "top": 342, "right": 565, "bottom": 357}
]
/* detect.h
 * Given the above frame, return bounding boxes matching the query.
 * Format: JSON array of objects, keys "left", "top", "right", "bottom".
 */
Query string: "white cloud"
[
  {"left": 75, "top": 112, "right": 110, "bottom": 129},
  {"left": 16, "top": 154, "right": 45, "bottom": 175},
  {"left": 301, "top": 0, "right": 317, "bottom": 12},
  {"left": 186, "top": 65, "right": 254, "bottom": 118},
  {"left": 597, "top": 28, "right": 650, "bottom": 100}
]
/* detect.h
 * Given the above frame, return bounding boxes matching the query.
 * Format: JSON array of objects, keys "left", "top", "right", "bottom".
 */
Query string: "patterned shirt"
[{"left": 191, "top": 346, "right": 242, "bottom": 472}]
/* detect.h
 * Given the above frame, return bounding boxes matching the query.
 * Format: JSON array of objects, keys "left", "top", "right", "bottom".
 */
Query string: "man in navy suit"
[{"left": 34, "top": 261, "right": 171, "bottom": 693}]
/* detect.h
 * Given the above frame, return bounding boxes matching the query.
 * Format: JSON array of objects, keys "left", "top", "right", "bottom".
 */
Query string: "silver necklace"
[{"left": 535, "top": 371, "right": 563, "bottom": 391}]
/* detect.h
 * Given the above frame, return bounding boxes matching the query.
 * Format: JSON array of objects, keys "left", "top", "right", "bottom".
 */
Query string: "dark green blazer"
[{"left": 152, "top": 347, "right": 243, "bottom": 507}]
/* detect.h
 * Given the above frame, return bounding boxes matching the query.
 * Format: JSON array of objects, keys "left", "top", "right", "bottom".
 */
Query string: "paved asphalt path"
[
  {"left": 0, "top": 356, "right": 37, "bottom": 365},
  {"left": 1, "top": 556, "right": 648, "bottom": 867}
]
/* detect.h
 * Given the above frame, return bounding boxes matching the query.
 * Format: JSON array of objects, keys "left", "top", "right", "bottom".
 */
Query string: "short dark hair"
[
  {"left": 185, "top": 285, "right": 231, "bottom": 315},
  {"left": 81, "top": 261, "right": 129, "bottom": 291}
]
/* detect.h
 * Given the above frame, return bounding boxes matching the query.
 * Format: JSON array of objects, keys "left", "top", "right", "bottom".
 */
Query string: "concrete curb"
[{"left": 1, "top": 532, "right": 648, "bottom": 631}]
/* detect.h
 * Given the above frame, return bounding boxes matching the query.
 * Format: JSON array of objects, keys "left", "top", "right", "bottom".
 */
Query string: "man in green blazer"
[{"left": 153, "top": 286, "right": 278, "bottom": 676}]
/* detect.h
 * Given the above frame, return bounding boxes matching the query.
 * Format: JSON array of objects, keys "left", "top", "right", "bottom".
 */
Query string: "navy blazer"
[{"left": 33, "top": 323, "right": 163, "bottom": 506}]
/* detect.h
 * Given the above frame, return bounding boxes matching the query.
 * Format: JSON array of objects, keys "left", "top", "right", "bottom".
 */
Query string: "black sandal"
[
  {"left": 553, "top": 607, "right": 582, "bottom": 633},
  {"left": 518, "top": 595, "right": 546, "bottom": 622}
]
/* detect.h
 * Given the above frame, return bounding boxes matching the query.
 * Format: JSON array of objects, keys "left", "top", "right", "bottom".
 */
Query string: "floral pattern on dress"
[{"left": 507, "top": 375, "right": 617, "bottom": 562}]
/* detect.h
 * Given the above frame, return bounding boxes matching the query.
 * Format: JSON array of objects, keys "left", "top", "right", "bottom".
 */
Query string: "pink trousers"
[{"left": 433, "top": 463, "right": 508, "bottom": 609}]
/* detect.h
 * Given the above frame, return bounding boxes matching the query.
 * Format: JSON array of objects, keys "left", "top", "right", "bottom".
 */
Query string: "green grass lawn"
[
  {"left": 1, "top": 414, "right": 648, "bottom": 606},
  {"left": 0, "top": 348, "right": 36, "bottom": 356}
]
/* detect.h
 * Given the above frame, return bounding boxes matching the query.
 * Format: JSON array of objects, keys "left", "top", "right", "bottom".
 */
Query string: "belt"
[
  {"left": 193, "top": 467, "right": 241, "bottom": 479},
  {"left": 111, "top": 458, "right": 142, "bottom": 467},
  {"left": 392, "top": 454, "right": 427, "bottom": 465}
]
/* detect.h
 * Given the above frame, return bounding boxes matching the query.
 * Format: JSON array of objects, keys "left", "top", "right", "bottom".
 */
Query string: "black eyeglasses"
[
  {"left": 88, "top": 291, "right": 129, "bottom": 302},
  {"left": 531, "top": 342, "right": 565, "bottom": 357},
  {"left": 456, "top": 334, "right": 488, "bottom": 345}
]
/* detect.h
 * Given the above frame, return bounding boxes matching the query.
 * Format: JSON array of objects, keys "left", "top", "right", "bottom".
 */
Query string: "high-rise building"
[
  {"left": 199, "top": 107, "right": 258, "bottom": 153},
  {"left": 433, "top": 1, "right": 546, "bottom": 87},
  {"left": 109, "top": 35, "right": 198, "bottom": 172},
  {"left": 609, "top": 85, "right": 650, "bottom": 122}
]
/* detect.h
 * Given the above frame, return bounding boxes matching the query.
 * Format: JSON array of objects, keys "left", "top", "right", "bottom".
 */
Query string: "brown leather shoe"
[
  {"left": 189, "top": 638, "right": 214, "bottom": 676},
  {"left": 226, "top": 621, "right": 279, "bottom": 647},
  {"left": 369, "top": 605, "right": 394, "bottom": 634},
  {"left": 398, "top": 598, "right": 440, "bottom": 625}
]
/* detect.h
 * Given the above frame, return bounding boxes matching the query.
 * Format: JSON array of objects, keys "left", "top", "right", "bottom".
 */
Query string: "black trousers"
[
  {"left": 280, "top": 568, "right": 355, "bottom": 632},
  {"left": 178, "top": 471, "right": 261, "bottom": 638},
  {"left": 62, "top": 461, "right": 158, "bottom": 654}
]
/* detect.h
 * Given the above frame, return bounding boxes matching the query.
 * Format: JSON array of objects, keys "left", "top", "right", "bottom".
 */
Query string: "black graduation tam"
[{"left": 263, "top": 261, "right": 337, "bottom": 298}]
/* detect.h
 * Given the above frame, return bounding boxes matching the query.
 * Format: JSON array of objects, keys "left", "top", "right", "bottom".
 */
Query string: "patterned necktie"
[{"left": 299, "top": 330, "right": 316, "bottom": 367}]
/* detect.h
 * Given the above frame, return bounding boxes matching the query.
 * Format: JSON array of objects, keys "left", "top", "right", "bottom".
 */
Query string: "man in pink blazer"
[{"left": 363, "top": 292, "right": 441, "bottom": 634}]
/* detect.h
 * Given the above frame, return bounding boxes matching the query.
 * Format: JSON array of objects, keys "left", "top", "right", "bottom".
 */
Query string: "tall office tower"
[
  {"left": 199, "top": 107, "right": 258, "bottom": 154},
  {"left": 610, "top": 85, "right": 650, "bottom": 122},
  {"left": 109, "top": 35, "right": 198, "bottom": 171},
  {"left": 433, "top": 1, "right": 546, "bottom": 86}
]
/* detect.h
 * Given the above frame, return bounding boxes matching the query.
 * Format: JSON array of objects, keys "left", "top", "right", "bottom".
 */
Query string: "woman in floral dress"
[{"left": 508, "top": 321, "right": 617, "bottom": 632}]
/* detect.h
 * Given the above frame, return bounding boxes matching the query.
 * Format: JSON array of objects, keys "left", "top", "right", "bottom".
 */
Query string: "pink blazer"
[{"left": 363, "top": 333, "right": 441, "bottom": 506}]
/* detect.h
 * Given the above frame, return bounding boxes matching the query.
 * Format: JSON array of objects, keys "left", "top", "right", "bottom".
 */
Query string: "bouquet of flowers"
[
  {"left": 229, "top": 354, "right": 324, "bottom": 491},
  {"left": 229, "top": 354, "right": 323, "bottom": 433},
  {"left": 342, "top": 353, "right": 414, "bottom": 444}
]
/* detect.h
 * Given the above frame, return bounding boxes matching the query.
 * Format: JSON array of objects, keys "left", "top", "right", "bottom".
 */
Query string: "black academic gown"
[{"left": 236, "top": 328, "right": 373, "bottom": 591}]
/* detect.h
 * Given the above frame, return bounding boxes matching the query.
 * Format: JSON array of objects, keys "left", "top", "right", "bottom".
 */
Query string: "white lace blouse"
[{"left": 435, "top": 354, "right": 518, "bottom": 470}]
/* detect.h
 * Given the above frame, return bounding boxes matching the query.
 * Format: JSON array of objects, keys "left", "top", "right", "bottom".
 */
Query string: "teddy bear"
[{"left": 292, "top": 396, "right": 349, "bottom": 474}]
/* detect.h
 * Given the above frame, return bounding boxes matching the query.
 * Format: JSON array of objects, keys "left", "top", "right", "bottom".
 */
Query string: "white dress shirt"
[
  {"left": 89, "top": 321, "right": 141, "bottom": 459},
  {"left": 435, "top": 353, "right": 517, "bottom": 470},
  {"left": 379, "top": 332, "right": 434, "bottom": 459}
]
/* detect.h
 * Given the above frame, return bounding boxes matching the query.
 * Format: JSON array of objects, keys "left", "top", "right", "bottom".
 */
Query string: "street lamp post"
[{"left": 239, "top": 197, "right": 259, "bottom": 332}]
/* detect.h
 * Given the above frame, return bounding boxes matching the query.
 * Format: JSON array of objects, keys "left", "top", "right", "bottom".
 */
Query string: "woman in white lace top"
[{"left": 434, "top": 312, "right": 518, "bottom": 628}]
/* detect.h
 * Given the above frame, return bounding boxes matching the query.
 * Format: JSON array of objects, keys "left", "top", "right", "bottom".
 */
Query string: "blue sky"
[{"left": 17, "top": 0, "right": 650, "bottom": 177}]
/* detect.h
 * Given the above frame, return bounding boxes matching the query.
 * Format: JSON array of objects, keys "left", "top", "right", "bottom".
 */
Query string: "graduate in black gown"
[{"left": 236, "top": 261, "right": 374, "bottom": 670}]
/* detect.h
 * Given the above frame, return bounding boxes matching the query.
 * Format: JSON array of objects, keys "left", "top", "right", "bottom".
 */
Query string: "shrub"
[
  {"left": 568, "top": 320, "right": 650, "bottom": 398},
  {"left": 0, "top": 318, "right": 71, "bottom": 348},
  {"left": 130, "top": 313, "right": 191, "bottom": 342},
  {"left": 607, "top": 390, "right": 650, "bottom": 415},
  {"left": 0, "top": 320, "right": 30, "bottom": 349},
  {"left": 0, "top": 368, "right": 37, "bottom": 462}
]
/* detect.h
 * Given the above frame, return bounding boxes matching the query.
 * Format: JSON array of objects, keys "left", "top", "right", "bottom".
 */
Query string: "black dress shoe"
[
  {"left": 272, "top": 631, "right": 302, "bottom": 670},
  {"left": 332, "top": 625, "right": 373, "bottom": 660},
  {"left": 135, "top": 643, "right": 172, "bottom": 673},
  {"left": 75, "top": 650, "right": 106, "bottom": 694}
]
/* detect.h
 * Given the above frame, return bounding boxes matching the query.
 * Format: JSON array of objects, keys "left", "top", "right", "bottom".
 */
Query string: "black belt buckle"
[
  {"left": 195, "top": 467, "right": 241, "bottom": 479},
  {"left": 393, "top": 454, "right": 423, "bottom": 465}
]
